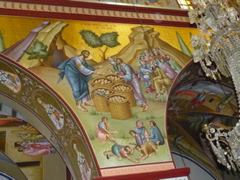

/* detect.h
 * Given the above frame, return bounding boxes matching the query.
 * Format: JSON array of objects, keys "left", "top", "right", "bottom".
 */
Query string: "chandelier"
[{"left": 189, "top": 0, "right": 240, "bottom": 171}]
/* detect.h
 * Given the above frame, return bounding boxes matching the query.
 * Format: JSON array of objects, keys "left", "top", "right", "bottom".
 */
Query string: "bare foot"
[
  {"left": 155, "top": 93, "right": 163, "bottom": 99},
  {"left": 77, "top": 104, "right": 88, "bottom": 112},
  {"left": 84, "top": 102, "right": 94, "bottom": 107},
  {"left": 142, "top": 105, "right": 149, "bottom": 112}
]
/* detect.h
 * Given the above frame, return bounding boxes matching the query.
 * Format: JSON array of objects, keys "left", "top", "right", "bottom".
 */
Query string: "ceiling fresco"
[
  {"left": 0, "top": 14, "right": 199, "bottom": 179},
  {"left": 167, "top": 61, "right": 240, "bottom": 180}
]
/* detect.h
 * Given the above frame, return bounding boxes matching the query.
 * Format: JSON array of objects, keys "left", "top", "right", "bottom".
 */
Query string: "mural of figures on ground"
[{"left": 0, "top": 15, "right": 198, "bottom": 172}]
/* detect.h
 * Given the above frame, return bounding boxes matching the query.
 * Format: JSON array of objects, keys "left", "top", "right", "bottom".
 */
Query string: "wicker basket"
[
  {"left": 105, "top": 74, "right": 125, "bottom": 84},
  {"left": 91, "top": 77, "right": 114, "bottom": 90},
  {"left": 107, "top": 95, "right": 132, "bottom": 120},
  {"left": 111, "top": 83, "right": 137, "bottom": 107},
  {"left": 91, "top": 88, "right": 113, "bottom": 112}
]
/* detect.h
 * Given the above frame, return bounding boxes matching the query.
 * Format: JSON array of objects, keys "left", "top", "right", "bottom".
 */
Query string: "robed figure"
[{"left": 57, "top": 50, "right": 103, "bottom": 112}]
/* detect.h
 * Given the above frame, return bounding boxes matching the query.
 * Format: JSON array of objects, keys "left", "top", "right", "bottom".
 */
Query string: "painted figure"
[
  {"left": 190, "top": 91, "right": 207, "bottom": 109},
  {"left": 148, "top": 121, "right": 165, "bottom": 145},
  {"left": 129, "top": 130, "right": 145, "bottom": 146},
  {"left": 96, "top": 116, "right": 117, "bottom": 143},
  {"left": 15, "top": 139, "right": 51, "bottom": 148},
  {"left": 0, "top": 70, "right": 21, "bottom": 93},
  {"left": 135, "top": 120, "right": 150, "bottom": 142},
  {"left": 164, "top": 54, "right": 182, "bottom": 73},
  {"left": 37, "top": 97, "right": 64, "bottom": 130},
  {"left": 114, "top": 58, "right": 149, "bottom": 112},
  {"left": 73, "top": 143, "right": 91, "bottom": 180},
  {"left": 18, "top": 143, "right": 55, "bottom": 156},
  {"left": 103, "top": 144, "right": 138, "bottom": 163},
  {"left": 152, "top": 67, "right": 172, "bottom": 98},
  {"left": 154, "top": 58, "right": 177, "bottom": 81},
  {"left": 17, "top": 132, "right": 45, "bottom": 142},
  {"left": 216, "top": 93, "right": 235, "bottom": 112},
  {"left": 58, "top": 50, "right": 104, "bottom": 112},
  {"left": 135, "top": 141, "right": 158, "bottom": 160},
  {"left": 137, "top": 55, "right": 156, "bottom": 93}
]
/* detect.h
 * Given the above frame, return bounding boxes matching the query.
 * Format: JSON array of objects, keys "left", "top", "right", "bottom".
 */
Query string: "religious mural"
[
  {"left": 167, "top": 61, "right": 239, "bottom": 180},
  {"left": 0, "top": 15, "right": 199, "bottom": 179}
]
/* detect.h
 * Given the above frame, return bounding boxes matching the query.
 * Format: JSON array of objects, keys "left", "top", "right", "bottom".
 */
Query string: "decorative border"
[
  {"left": 96, "top": 166, "right": 190, "bottom": 180},
  {"left": 100, "top": 162, "right": 175, "bottom": 177},
  {"left": 0, "top": 1, "right": 192, "bottom": 27}
]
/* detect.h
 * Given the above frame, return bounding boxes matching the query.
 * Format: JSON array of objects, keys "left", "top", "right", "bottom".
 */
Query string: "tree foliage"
[
  {"left": 100, "top": 32, "right": 120, "bottom": 47},
  {"left": 80, "top": 30, "right": 120, "bottom": 48},
  {"left": 80, "top": 30, "right": 103, "bottom": 48},
  {"left": 79, "top": 30, "right": 120, "bottom": 61},
  {"left": 24, "top": 39, "right": 51, "bottom": 62}
]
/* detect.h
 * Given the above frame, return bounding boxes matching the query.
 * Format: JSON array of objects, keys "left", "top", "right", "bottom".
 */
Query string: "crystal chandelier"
[{"left": 189, "top": 0, "right": 240, "bottom": 171}]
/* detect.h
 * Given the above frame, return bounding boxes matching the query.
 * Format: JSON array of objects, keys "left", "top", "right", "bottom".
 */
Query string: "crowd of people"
[{"left": 136, "top": 48, "right": 181, "bottom": 98}]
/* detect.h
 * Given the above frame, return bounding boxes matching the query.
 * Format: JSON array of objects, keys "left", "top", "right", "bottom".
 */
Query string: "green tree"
[
  {"left": 79, "top": 30, "right": 120, "bottom": 62},
  {"left": 0, "top": 30, "right": 6, "bottom": 52},
  {"left": 24, "top": 39, "right": 51, "bottom": 65}
]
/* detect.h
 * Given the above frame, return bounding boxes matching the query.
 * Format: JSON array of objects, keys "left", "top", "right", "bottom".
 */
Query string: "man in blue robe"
[
  {"left": 57, "top": 50, "right": 103, "bottom": 112},
  {"left": 149, "top": 120, "right": 165, "bottom": 145}
]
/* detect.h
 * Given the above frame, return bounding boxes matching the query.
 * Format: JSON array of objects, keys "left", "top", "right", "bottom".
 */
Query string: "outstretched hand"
[
  {"left": 95, "top": 65, "right": 103, "bottom": 69},
  {"left": 96, "top": 71, "right": 105, "bottom": 76}
]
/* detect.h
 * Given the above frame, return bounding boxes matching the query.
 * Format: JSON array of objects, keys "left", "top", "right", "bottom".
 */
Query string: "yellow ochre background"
[{"left": 0, "top": 16, "right": 199, "bottom": 62}]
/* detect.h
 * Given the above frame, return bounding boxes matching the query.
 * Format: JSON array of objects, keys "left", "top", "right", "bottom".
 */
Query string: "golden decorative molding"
[{"left": 0, "top": 1, "right": 189, "bottom": 23}]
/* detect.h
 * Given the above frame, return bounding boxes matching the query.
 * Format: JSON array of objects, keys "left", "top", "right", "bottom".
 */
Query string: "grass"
[
  {"left": 89, "top": 129, "right": 95, "bottom": 140},
  {"left": 146, "top": 115, "right": 156, "bottom": 120},
  {"left": 90, "top": 109, "right": 103, "bottom": 115},
  {"left": 132, "top": 112, "right": 139, "bottom": 118}
]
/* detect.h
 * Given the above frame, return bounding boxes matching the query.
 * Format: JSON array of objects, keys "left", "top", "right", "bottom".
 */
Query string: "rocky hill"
[
  {"left": 2, "top": 22, "right": 190, "bottom": 69},
  {"left": 112, "top": 26, "right": 191, "bottom": 67}
]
